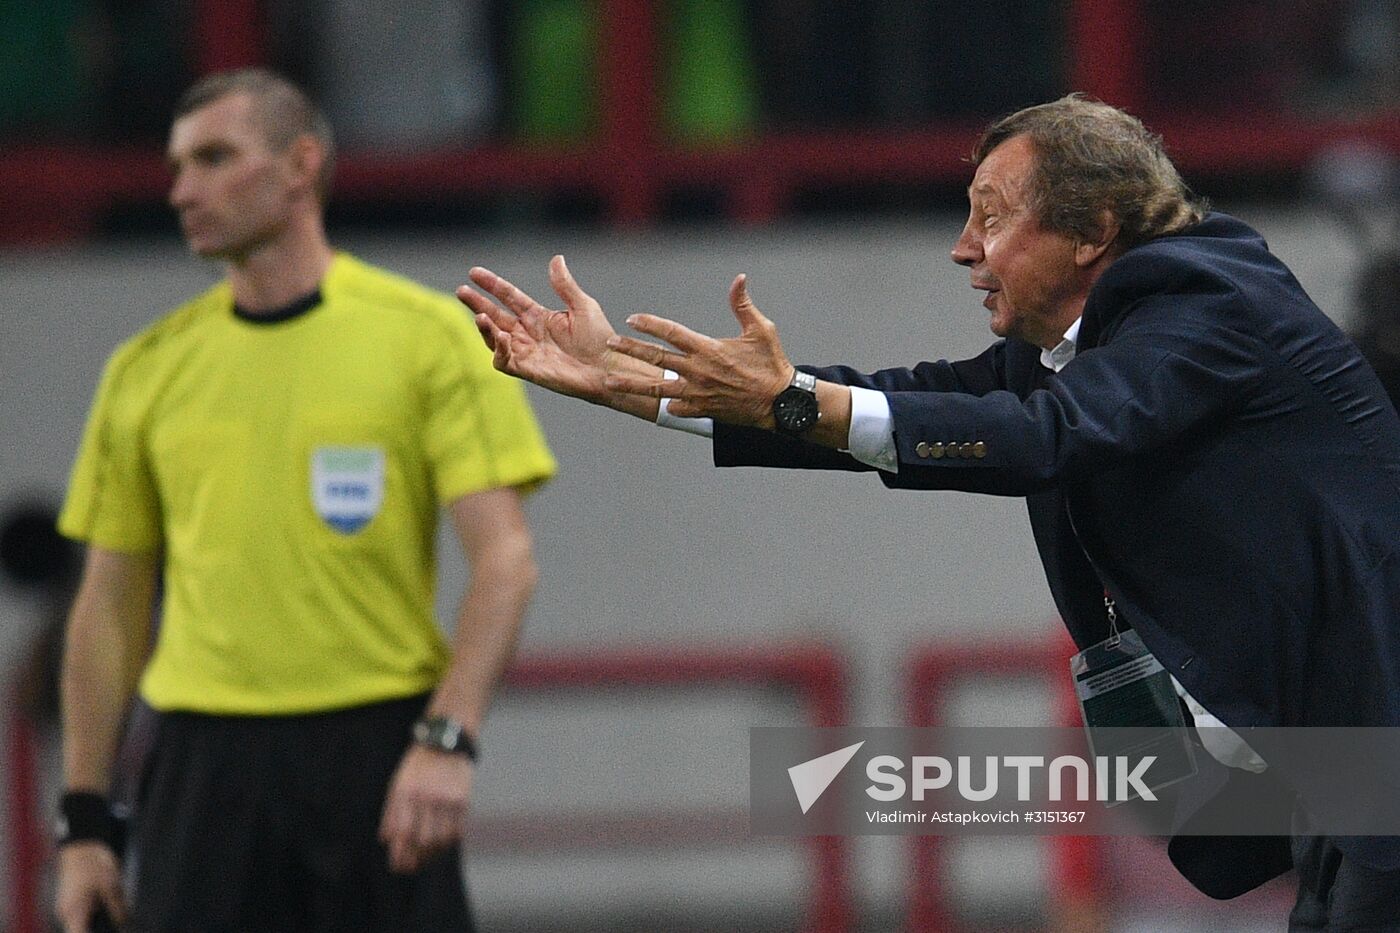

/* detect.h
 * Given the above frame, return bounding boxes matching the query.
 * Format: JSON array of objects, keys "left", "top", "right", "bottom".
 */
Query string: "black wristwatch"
[
  {"left": 412, "top": 715, "right": 479, "bottom": 762},
  {"left": 772, "top": 369, "right": 819, "bottom": 435}
]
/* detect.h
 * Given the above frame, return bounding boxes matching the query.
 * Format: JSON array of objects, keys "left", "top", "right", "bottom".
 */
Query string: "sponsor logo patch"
[{"left": 311, "top": 446, "right": 385, "bottom": 533}]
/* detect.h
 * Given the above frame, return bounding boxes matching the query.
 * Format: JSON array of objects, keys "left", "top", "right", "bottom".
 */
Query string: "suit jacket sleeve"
[
  {"left": 712, "top": 341, "right": 1010, "bottom": 469},
  {"left": 881, "top": 296, "right": 1268, "bottom": 495}
]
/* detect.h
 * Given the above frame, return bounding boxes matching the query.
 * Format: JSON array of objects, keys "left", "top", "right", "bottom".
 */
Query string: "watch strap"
[{"left": 412, "top": 715, "right": 480, "bottom": 762}]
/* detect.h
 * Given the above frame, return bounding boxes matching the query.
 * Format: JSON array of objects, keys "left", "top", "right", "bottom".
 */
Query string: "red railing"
[
  {"left": 496, "top": 643, "right": 854, "bottom": 933},
  {"left": 3, "top": 0, "right": 1398, "bottom": 244},
  {"left": 904, "top": 631, "right": 1101, "bottom": 933}
]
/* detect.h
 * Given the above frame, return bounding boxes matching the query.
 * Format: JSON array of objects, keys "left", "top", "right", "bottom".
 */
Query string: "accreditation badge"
[
  {"left": 311, "top": 446, "right": 385, "bottom": 534},
  {"left": 1070, "top": 628, "right": 1198, "bottom": 803}
]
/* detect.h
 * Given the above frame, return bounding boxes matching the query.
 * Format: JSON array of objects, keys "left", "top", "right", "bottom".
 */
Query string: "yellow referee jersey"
[{"left": 59, "top": 253, "right": 556, "bottom": 715}]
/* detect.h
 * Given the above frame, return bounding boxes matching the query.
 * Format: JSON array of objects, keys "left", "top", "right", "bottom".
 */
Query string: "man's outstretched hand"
[
  {"left": 458, "top": 256, "right": 661, "bottom": 421},
  {"left": 461, "top": 263, "right": 848, "bottom": 442},
  {"left": 603, "top": 274, "right": 795, "bottom": 430}
]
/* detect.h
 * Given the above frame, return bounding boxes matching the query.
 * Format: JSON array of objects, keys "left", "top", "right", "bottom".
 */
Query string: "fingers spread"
[
  {"left": 469, "top": 267, "right": 542, "bottom": 316},
  {"left": 467, "top": 266, "right": 499, "bottom": 291},
  {"left": 607, "top": 334, "right": 683, "bottom": 370},
  {"left": 456, "top": 284, "right": 499, "bottom": 317},
  {"left": 492, "top": 332, "right": 513, "bottom": 371},
  {"left": 626, "top": 313, "right": 715, "bottom": 353},
  {"left": 464, "top": 291, "right": 526, "bottom": 335},
  {"left": 728, "top": 273, "right": 768, "bottom": 331},
  {"left": 473, "top": 313, "right": 499, "bottom": 351},
  {"left": 474, "top": 313, "right": 516, "bottom": 368},
  {"left": 548, "top": 255, "right": 593, "bottom": 309}
]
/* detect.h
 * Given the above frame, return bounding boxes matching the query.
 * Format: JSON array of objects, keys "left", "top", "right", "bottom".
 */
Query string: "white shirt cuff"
[
  {"left": 655, "top": 371, "right": 714, "bottom": 438},
  {"left": 847, "top": 386, "right": 898, "bottom": 473}
]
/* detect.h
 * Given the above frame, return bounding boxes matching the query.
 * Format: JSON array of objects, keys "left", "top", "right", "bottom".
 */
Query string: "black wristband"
[{"left": 56, "top": 791, "right": 127, "bottom": 854}]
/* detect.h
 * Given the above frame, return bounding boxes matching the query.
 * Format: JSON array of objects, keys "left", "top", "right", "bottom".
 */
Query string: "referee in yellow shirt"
[{"left": 53, "top": 69, "right": 555, "bottom": 932}]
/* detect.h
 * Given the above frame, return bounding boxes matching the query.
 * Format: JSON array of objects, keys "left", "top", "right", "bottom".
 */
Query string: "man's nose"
[
  {"left": 168, "top": 171, "right": 195, "bottom": 209},
  {"left": 951, "top": 226, "right": 980, "bottom": 267}
]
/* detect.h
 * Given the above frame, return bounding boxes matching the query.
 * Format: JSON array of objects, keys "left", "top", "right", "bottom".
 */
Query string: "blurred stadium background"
[{"left": 2, "top": 1, "right": 1398, "bottom": 930}]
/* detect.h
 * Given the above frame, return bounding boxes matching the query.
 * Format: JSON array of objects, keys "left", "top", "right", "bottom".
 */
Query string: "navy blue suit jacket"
[{"left": 713, "top": 214, "right": 1400, "bottom": 895}]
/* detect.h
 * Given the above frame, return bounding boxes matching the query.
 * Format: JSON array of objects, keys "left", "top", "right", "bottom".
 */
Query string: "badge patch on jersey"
[{"left": 311, "top": 446, "right": 385, "bottom": 534}]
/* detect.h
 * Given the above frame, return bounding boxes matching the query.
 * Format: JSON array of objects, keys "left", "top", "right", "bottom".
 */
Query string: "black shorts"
[{"left": 130, "top": 694, "right": 473, "bottom": 933}]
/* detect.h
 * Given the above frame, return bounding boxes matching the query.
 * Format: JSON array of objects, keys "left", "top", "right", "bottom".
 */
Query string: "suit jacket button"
[
  {"left": 972, "top": 441, "right": 988, "bottom": 458},
  {"left": 958, "top": 442, "right": 974, "bottom": 458},
  {"left": 930, "top": 442, "right": 945, "bottom": 459},
  {"left": 915, "top": 441, "right": 931, "bottom": 458}
]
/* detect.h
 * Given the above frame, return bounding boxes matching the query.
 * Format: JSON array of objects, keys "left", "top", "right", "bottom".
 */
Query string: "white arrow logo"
[{"left": 787, "top": 741, "right": 865, "bottom": 814}]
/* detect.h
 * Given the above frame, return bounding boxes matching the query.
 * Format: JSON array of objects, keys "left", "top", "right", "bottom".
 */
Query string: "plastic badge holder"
[{"left": 1070, "top": 628, "right": 1197, "bottom": 804}]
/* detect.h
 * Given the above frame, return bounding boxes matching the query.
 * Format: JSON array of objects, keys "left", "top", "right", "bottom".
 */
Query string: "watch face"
[
  {"left": 774, "top": 386, "right": 819, "bottom": 434},
  {"left": 415, "top": 717, "right": 460, "bottom": 750}
]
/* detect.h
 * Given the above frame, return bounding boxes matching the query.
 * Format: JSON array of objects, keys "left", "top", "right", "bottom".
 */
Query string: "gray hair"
[{"left": 974, "top": 94, "right": 1207, "bottom": 250}]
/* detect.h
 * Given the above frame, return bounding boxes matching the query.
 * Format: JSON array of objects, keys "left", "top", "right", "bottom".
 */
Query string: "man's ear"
[
  {"left": 1075, "top": 209, "right": 1121, "bottom": 267},
  {"left": 287, "top": 134, "right": 324, "bottom": 198}
]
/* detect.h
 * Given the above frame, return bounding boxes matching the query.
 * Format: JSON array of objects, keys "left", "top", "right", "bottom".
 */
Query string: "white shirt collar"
[{"left": 1039, "top": 317, "right": 1082, "bottom": 372}]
